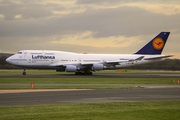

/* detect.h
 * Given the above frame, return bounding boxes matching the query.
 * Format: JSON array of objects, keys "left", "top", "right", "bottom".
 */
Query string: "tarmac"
[
  {"left": 0, "top": 73, "right": 180, "bottom": 106},
  {"left": 0, "top": 88, "right": 180, "bottom": 106},
  {"left": 0, "top": 73, "right": 180, "bottom": 78}
]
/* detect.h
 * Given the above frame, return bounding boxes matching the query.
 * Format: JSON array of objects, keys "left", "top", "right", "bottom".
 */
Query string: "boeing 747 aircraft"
[{"left": 6, "top": 32, "right": 173, "bottom": 75}]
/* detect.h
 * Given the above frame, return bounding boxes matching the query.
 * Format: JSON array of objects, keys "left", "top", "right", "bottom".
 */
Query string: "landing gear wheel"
[
  {"left": 23, "top": 69, "right": 26, "bottom": 75},
  {"left": 83, "top": 71, "right": 93, "bottom": 75},
  {"left": 89, "top": 72, "right": 93, "bottom": 75},
  {"left": 79, "top": 72, "right": 83, "bottom": 75},
  {"left": 75, "top": 71, "right": 92, "bottom": 75},
  {"left": 75, "top": 72, "right": 79, "bottom": 75},
  {"left": 23, "top": 72, "right": 26, "bottom": 75}
]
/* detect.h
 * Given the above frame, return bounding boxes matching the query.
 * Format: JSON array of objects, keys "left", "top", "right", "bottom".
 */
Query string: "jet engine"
[
  {"left": 65, "top": 65, "right": 77, "bottom": 72},
  {"left": 92, "top": 64, "right": 104, "bottom": 71}
]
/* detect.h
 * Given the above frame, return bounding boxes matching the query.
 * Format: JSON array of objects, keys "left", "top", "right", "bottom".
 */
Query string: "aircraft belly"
[{"left": 17, "top": 65, "right": 59, "bottom": 69}]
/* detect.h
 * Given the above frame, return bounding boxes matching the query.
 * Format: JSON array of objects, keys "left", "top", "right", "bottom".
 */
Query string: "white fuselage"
[{"left": 6, "top": 50, "right": 164, "bottom": 71}]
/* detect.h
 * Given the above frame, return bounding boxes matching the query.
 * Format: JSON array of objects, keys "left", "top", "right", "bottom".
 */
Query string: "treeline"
[
  {"left": 131, "top": 59, "right": 180, "bottom": 70},
  {"left": 0, "top": 56, "right": 180, "bottom": 70},
  {"left": 0, "top": 56, "right": 21, "bottom": 69}
]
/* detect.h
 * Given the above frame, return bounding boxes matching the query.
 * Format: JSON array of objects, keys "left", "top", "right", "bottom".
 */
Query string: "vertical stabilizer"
[{"left": 135, "top": 32, "right": 170, "bottom": 55}]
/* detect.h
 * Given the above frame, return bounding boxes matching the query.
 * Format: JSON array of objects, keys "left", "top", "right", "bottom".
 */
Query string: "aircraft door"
[
  {"left": 28, "top": 58, "right": 31, "bottom": 63},
  {"left": 50, "top": 59, "right": 54, "bottom": 64},
  {"left": 22, "top": 51, "right": 31, "bottom": 64},
  {"left": 102, "top": 58, "right": 105, "bottom": 62},
  {"left": 23, "top": 52, "right": 27, "bottom": 59},
  {"left": 78, "top": 58, "right": 82, "bottom": 63},
  {"left": 27, "top": 52, "right": 32, "bottom": 63}
]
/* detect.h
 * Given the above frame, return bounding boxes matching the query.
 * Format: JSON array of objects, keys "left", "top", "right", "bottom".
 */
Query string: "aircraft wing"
[
  {"left": 105, "top": 60, "right": 128, "bottom": 65},
  {"left": 49, "top": 63, "right": 93, "bottom": 67},
  {"left": 105, "top": 56, "right": 144, "bottom": 65},
  {"left": 81, "top": 63, "right": 93, "bottom": 66},
  {"left": 49, "top": 56, "right": 145, "bottom": 67},
  {"left": 49, "top": 64, "right": 64, "bottom": 67},
  {"left": 144, "top": 55, "right": 173, "bottom": 60}
]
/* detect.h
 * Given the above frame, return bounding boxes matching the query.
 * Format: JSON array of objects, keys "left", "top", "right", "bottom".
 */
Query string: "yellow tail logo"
[{"left": 152, "top": 38, "right": 164, "bottom": 50}]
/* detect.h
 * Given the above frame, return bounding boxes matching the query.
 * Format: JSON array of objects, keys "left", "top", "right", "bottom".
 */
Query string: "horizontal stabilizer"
[{"left": 144, "top": 55, "right": 173, "bottom": 60}]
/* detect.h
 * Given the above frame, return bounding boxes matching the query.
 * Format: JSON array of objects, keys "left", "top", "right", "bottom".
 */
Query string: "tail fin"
[{"left": 135, "top": 32, "right": 170, "bottom": 55}]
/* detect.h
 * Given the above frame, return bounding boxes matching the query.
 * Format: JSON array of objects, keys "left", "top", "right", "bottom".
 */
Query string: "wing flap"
[
  {"left": 105, "top": 60, "right": 128, "bottom": 65},
  {"left": 106, "top": 56, "right": 144, "bottom": 65}
]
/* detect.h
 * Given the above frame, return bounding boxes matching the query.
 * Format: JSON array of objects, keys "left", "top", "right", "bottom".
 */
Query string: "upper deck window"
[{"left": 17, "top": 52, "right": 22, "bottom": 54}]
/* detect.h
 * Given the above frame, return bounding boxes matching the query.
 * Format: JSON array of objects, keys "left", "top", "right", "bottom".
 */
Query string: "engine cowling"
[
  {"left": 92, "top": 64, "right": 104, "bottom": 71},
  {"left": 65, "top": 65, "right": 77, "bottom": 72}
]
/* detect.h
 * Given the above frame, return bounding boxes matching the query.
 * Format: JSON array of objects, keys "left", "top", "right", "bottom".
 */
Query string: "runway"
[
  {"left": 0, "top": 83, "right": 180, "bottom": 88},
  {"left": 0, "top": 88, "right": 180, "bottom": 106},
  {"left": 0, "top": 73, "right": 180, "bottom": 106},
  {"left": 1, "top": 73, "right": 180, "bottom": 78}
]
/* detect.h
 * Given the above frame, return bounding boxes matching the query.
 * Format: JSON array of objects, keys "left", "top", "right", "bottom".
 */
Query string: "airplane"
[{"left": 6, "top": 32, "right": 173, "bottom": 75}]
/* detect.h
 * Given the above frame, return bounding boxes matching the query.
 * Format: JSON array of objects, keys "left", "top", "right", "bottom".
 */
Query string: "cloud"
[
  {"left": 76, "top": 0, "right": 180, "bottom": 15},
  {"left": 0, "top": 36, "right": 140, "bottom": 54},
  {"left": 76, "top": 0, "right": 180, "bottom": 5},
  {"left": 0, "top": 5, "right": 180, "bottom": 38},
  {"left": 76, "top": 0, "right": 145, "bottom": 5},
  {"left": 51, "top": 31, "right": 142, "bottom": 48},
  {"left": 0, "top": 0, "right": 65, "bottom": 20},
  {"left": 0, "top": 0, "right": 180, "bottom": 59}
]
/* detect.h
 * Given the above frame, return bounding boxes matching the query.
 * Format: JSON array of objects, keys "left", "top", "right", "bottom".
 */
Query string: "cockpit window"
[{"left": 17, "top": 52, "right": 22, "bottom": 54}]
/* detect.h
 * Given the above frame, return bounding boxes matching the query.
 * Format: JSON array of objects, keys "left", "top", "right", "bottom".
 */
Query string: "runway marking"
[
  {"left": 0, "top": 89, "right": 93, "bottom": 94},
  {"left": 0, "top": 83, "right": 179, "bottom": 88}
]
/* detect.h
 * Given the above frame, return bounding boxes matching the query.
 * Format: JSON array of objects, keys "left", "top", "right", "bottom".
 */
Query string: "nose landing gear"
[{"left": 23, "top": 69, "right": 26, "bottom": 75}]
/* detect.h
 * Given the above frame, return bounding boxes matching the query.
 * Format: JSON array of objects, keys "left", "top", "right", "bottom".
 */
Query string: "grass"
[
  {"left": 0, "top": 78, "right": 180, "bottom": 84},
  {"left": 0, "top": 77, "right": 178, "bottom": 89},
  {"left": 0, "top": 101, "right": 180, "bottom": 120},
  {"left": 0, "top": 70, "right": 60, "bottom": 74},
  {"left": 0, "top": 70, "right": 179, "bottom": 119}
]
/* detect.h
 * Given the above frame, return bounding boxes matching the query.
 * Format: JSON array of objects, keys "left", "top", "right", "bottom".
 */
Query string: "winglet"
[{"left": 135, "top": 32, "right": 170, "bottom": 55}]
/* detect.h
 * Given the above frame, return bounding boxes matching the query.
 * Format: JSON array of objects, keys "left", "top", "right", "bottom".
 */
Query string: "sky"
[{"left": 0, "top": 0, "right": 180, "bottom": 58}]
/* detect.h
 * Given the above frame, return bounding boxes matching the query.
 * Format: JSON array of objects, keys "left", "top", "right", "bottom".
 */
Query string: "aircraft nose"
[{"left": 6, "top": 57, "right": 10, "bottom": 64}]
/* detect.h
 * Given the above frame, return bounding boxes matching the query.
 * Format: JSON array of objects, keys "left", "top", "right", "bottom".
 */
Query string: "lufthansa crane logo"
[{"left": 152, "top": 38, "right": 164, "bottom": 50}]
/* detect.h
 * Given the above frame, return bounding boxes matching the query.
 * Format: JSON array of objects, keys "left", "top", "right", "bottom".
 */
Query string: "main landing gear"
[
  {"left": 23, "top": 69, "right": 26, "bottom": 75},
  {"left": 75, "top": 71, "right": 93, "bottom": 75}
]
